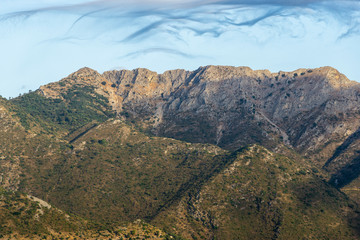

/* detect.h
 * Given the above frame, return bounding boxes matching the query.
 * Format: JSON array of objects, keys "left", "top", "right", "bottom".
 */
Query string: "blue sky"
[{"left": 1, "top": 0, "right": 360, "bottom": 98}]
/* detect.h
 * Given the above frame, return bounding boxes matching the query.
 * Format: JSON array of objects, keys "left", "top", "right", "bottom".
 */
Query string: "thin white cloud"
[
  {"left": 0, "top": 0, "right": 360, "bottom": 97},
  {"left": 2, "top": 0, "right": 359, "bottom": 43}
]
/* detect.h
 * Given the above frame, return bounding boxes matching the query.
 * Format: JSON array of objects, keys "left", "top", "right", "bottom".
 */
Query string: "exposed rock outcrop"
[{"left": 39, "top": 65, "right": 360, "bottom": 171}]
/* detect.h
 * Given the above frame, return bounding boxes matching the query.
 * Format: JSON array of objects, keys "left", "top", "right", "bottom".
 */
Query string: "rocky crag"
[{"left": 41, "top": 65, "right": 360, "bottom": 172}]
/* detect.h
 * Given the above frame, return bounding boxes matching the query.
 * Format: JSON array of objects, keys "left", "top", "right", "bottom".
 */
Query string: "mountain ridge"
[
  {"left": 2, "top": 65, "right": 360, "bottom": 239},
  {"left": 36, "top": 65, "right": 360, "bottom": 164},
  {"left": 41, "top": 65, "right": 360, "bottom": 187}
]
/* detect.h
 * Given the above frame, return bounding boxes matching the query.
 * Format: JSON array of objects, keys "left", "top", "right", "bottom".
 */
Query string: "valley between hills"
[{"left": 1, "top": 65, "right": 360, "bottom": 239}]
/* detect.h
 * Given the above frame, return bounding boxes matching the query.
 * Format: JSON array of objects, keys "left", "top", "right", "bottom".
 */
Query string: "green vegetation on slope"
[
  {"left": 153, "top": 145, "right": 360, "bottom": 240},
  {"left": 25, "top": 119, "right": 228, "bottom": 224},
  {"left": 0, "top": 187, "right": 89, "bottom": 239},
  {"left": 10, "top": 85, "right": 115, "bottom": 133},
  {"left": 0, "top": 188, "right": 177, "bottom": 240}
]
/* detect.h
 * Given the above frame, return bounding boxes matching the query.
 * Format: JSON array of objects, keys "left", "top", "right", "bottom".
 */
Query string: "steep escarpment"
[
  {"left": 36, "top": 65, "right": 360, "bottom": 179},
  {"left": 40, "top": 65, "right": 360, "bottom": 159}
]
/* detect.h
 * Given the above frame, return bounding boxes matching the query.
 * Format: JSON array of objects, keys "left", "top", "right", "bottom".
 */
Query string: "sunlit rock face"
[{"left": 41, "top": 65, "right": 360, "bottom": 165}]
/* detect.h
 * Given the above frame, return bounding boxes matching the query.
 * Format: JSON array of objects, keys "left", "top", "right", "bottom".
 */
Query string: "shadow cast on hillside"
[
  {"left": 293, "top": 178, "right": 360, "bottom": 237},
  {"left": 329, "top": 156, "right": 360, "bottom": 189},
  {"left": 324, "top": 127, "right": 360, "bottom": 167}
]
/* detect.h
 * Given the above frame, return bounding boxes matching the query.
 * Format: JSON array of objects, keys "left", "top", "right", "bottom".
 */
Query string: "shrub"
[{"left": 98, "top": 139, "right": 108, "bottom": 145}]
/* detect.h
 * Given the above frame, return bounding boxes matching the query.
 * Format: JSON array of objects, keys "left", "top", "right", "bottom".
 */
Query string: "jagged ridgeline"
[{"left": 1, "top": 65, "right": 360, "bottom": 239}]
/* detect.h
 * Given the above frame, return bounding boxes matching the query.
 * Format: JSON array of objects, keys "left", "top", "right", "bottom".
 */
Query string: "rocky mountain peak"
[
  {"left": 70, "top": 67, "right": 99, "bottom": 77},
  {"left": 321, "top": 66, "right": 358, "bottom": 89},
  {"left": 284, "top": 66, "right": 356, "bottom": 89},
  {"left": 35, "top": 65, "right": 360, "bottom": 159},
  {"left": 67, "top": 67, "right": 104, "bottom": 84},
  {"left": 38, "top": 67, "right": 109, "bottom": 99}
]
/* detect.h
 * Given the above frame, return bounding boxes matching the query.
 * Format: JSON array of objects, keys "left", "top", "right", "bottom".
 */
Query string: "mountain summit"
[{"left": 40, "top": 65, "right": 360, "bottom": 156}]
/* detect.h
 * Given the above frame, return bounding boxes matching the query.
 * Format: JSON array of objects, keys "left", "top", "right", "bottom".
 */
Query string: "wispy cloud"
[
  {"left": 1, "top": 0, "right": 360, "bottom": 97},
  {"left": 2, "top": 0, "right": 360, "bottom": 44},
  {"left": 122, "top": 47, "right": 197, "bottom": 58}
]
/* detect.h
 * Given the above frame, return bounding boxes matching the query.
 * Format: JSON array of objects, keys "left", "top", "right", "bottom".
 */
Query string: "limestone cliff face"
[{"left": 39, "top": 65, "right": 360, "bottom": 169}]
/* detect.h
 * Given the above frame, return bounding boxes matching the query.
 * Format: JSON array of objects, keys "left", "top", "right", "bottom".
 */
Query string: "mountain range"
[{"left": 1, "top": 65, "right": 360, "bottom": 239}]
